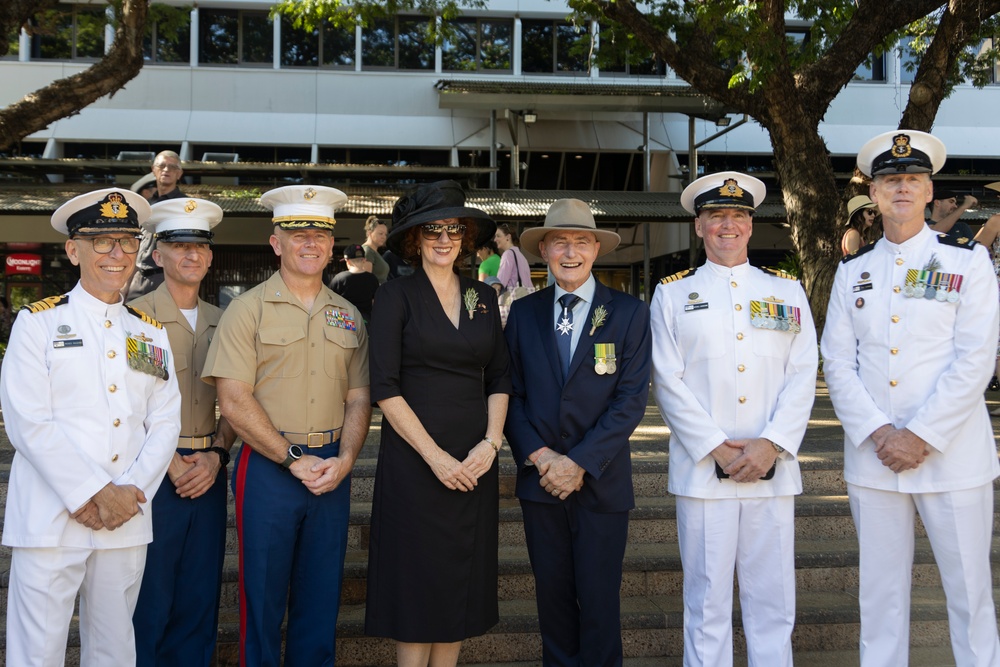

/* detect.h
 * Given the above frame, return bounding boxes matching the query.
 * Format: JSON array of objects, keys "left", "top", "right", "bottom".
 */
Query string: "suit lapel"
[
  {"left": 566, "top": 280, "right": 614, "bottom": 382},
  {"left": 532, "top": 286, "right": 563, "bottom": 382}
]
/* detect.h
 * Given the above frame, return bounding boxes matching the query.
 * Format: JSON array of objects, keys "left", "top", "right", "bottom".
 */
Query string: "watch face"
[{"left": 289, "top": 444, "right": 303, "bottom": 459}]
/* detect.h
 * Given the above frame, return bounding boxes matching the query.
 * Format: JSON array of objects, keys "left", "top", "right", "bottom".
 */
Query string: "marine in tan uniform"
[
  {"left": 202, "top": 185, "right": 371, "bottom": 666},
  {"left": 129, "top": 197, "right": 237, "bottom": 666}
]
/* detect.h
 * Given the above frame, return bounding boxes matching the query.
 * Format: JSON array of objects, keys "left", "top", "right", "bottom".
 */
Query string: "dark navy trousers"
[
  {"left": 232, "top": 441, "right": 350, "bottom": 667},
  {"left": 133, "top": 450, "right": 228, "bottom": 667}
]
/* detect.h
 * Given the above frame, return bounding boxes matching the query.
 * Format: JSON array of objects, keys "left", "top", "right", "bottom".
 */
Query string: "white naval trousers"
[
  {"left": 6, "top": 545, "right": 147, "bottom": 667},
  {"left": 676, "top": 495, "right": 796, "bottom": 667},
  {"left": 848, "top": 482, "right": 1000, "bottom": 667}
]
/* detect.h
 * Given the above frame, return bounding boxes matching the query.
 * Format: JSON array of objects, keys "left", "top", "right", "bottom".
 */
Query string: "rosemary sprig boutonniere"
[
  {"left": 589, "top": 305, "right": 608, "bottom": 336},
  {"left": 463, "top": 288, "right": 479, "bottom": 320}
]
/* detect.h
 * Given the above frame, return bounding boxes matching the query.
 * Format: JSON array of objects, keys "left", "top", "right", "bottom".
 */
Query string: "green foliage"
[{"left": 774, "top": 253, "right": 801, "bottom": 279}]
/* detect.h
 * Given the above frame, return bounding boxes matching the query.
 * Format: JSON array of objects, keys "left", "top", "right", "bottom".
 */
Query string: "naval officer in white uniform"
[
  {"left": 651, "top": 172, "right": 818, "bottom": 667},
  {"left": 822, "top": 131, "right": 1000, "bottom": 667},
  {"left": 0, "top": 188, "right": 181, "bottom": 667}
]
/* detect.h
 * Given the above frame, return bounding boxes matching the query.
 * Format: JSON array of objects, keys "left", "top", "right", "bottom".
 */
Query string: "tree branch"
[{"left": 0, "top": 0, "right": 148, "bottom": 151}]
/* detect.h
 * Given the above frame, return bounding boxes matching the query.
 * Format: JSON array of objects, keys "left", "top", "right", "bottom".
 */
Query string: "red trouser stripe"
[{"left": 234, "top": 446, "right": 252, "bottom": 667}]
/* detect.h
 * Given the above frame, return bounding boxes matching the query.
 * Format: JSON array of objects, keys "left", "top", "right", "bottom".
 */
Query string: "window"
[
  {"left": 199, "top": 9, "right": 272, "bottom": 66},
  {"left": 853, "top": 52, "right": 885, "bottom": 82},
  {"left": 899, "top": 40, "right": 919, "bottom": 84},
  {"left": 281, "top": 17, "right": 319, "bottom": 67},
  {"left": 143, "top": 7, "right": 190, "bottom": 64},
  {"left": 596, "top": 26, "right": 666, "bottom": 76},
  {"left": 32, "top": 4, "right": 106, "bottom": 60},
  {"left": 361, "top": 16, "right": 433, "bottom": 70},
  {"left": 442, "top": 18, "right": 511, "bottom": 72},
  {"left": 323, "top": 22, "right": 355, "bottom": 68},
  {"left": 522, "top": 19, "right": 590, "bottom": 75},
  {"left": 193, "top": 144, "right": 312, "bottom": 164}
]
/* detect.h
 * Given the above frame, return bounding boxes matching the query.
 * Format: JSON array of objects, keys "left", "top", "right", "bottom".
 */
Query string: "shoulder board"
[
  {"left": 841, "top": 242, "right": 876, "bottom": 263},
  {"left": 20, "top": 294, "right": 68, "bottom": 314},
  {"left": 937, "top": 234, "right": 978, "bottom": 250},
  {"left": 763, "top": 267, "right": 798, "bottom": 281},
  {"left": 126, "top": 305, "right": 164, "bottom": 329},
  {"left": 660, "top": 268, "right": 696, "bottom": 285}
]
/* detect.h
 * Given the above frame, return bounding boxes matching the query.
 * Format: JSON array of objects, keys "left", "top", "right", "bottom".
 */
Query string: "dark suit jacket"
[{"left": 504, "top": 278, "right": 652, "bottom": 513}]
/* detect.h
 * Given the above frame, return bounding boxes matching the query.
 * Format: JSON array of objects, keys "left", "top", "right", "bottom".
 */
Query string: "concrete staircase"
[{"left": 1, "top": 380, "right": 999, "bottom": 666}]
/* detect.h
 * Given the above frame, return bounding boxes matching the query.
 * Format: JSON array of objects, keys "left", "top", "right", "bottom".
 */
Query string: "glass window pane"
[
  {"left": 322, "top": 23, "right": 354, "bottom": 67},
  {"left": 200, "top": 9, "right": 238, "bottom": 64},
  {"left": 443, "top": 18, "right": 477, "bottom": 71},
  {"left": 853, "top": 52, "right": 884, "bottom": 81},
  {"left": 155, "top": 16, "right": 190, "bottom": 63},
  {"left": 398, "top": 17, "right": 432, "bottom": 70},
  {"left": 74, "top": 5, "right": 106, "bottom": 59},
  {"left": 37, "top": 7, "right": 74, "bottom": 60},
  {"left": 281, "top": 17, "right": 318, "bottom": 67},
  {"left": 479, "top": 19, "right": 511, "bottom": 70},
  {"left": 556, "top": 23, "right": 589, "bottom": 73},
  {"left": 362, "top": 19, "right": 393, "bottom": 68},
  {"left": 521, "top": 20, "right": 552, "bottom": 73},
  {"left": 900, "top": 41, "right": 918, "bottom": 84},
  {"left": 241, "top": 12, "right": 273, "bottom": 64}
]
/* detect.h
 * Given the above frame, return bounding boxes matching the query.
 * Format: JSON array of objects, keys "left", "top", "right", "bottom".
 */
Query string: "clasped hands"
[
  {"left": 168, "top": 446, "right": 224, "bottom": 499},
  {"left": 533, "top": 447, "right": 584, "bottom": 501},
  {"left": 712, "top": 438, "right": 779, "bottom": 483},
  {"left": 288, "top": 454, "right": 352, "bottom": 496},
  {"left": 427, "top": 439, "right": 497, "bottom": 492},
  {"left": 70, "top": 482, "right": 146, "bottom": 531},
  {"left": 870, "top": 424, "right": 930, "bottom": 473}
]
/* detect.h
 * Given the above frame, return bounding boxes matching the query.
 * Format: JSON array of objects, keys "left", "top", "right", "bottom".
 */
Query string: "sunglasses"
[
  {"left": 81, "top": 236, "right": 141, "bottom": 254},
  {"left": 420, "top": 223, "right": 467, "bottom": 241}
]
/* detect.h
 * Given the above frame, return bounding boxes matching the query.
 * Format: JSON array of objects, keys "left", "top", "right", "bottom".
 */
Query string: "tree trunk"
[{"left": 0, "top": 0, "right": 147, "bottom": 151}]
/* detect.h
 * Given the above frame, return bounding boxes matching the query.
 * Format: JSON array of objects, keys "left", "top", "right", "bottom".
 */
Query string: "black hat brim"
[{"left": 386, "top": 207, "right": 496, "bottom": 258}]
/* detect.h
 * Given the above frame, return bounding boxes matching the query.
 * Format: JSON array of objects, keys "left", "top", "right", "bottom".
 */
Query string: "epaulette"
[
  {"left": 938, "top": 234, "right": 978, "bottom": 250},
  {"left": 763, "top": 267, "right": 798, "bottom": 281},
  {"left": 20, "top": 294, "right": 68, "bottom": 314},
  {"left": 660, "top": 268, "right": 696, "bottom": 285},
  {"left": 841, "top": 242, "right": 876, "bottom": 263},
  {"left": 126, "top": 305, "right": 164, "bottom": 329}
]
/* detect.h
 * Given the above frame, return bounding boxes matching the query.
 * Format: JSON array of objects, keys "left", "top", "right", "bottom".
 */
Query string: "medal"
[
  {"left": 913, "top": 284, "right": 926, "bottom": 298},
  {"left": 126, "top": 332, "right": 170, "bottom": 381},
  {"left": 934, "top": 289, "right": 947, "bottom": 302},
  {"left": 594, "top": 343, "right": 616, "bottom": 375},
  {"left": 947, "top": 291, "right": 960, "bottom": 303},
  {"left": 595, "top": 361, "right": 607, "bottom": 375},
  {"left": 606, "top": 361, "right": 617, "bottom": 374}
]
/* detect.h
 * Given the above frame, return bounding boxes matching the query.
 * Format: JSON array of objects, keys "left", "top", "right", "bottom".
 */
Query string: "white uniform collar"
[
  {"left": 71, "top": 281, "right": 125, "bottom": 315},
  {"left": 879, "top": 222, "right": 935, "bottom": 254},
  {"left": 704, "top": 259, "right": 751, "bottom": 277}
]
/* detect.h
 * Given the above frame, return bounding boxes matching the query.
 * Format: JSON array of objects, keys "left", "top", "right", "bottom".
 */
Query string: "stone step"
[{"left": 12, "top": 588, "right": 987, "bottom": 666}]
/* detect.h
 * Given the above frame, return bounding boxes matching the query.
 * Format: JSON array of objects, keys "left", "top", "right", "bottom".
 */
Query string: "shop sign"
[{"left": 5, "top": 254, "right": 43, "bottom": 275}]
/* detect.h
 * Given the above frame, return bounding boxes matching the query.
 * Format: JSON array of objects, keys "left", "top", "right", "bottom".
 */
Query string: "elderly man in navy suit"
[{"left": 504, "top": 199, "right": 652, "bottom": 667}]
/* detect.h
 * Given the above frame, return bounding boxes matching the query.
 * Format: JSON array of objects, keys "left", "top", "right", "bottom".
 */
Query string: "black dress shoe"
[{"left": 989, "top": 376, "right": 1000, "bottom": 392}]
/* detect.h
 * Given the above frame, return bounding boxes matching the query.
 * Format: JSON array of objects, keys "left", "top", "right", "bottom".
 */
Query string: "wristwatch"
[
  {"left": 771, "top": 441, "right": 785, "bottom": 454},
  {"left": 207, "top": 446, "right": 230, "bottom": 468},
  {"left": 281, "top": 444, "right": 303, "bottom": 469}
]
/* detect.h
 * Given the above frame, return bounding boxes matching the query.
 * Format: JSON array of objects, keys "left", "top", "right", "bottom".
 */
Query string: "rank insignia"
[
  {"left": 749, "top": 299, "right": 801, "bottom": 333},
  {"left": 98, "top": 192, "right": 130, "bottom": 219},
  {"left": 892, "top": 134, "right": 912, "bottom": 158},
  {"left": 126, "top": 332, "right": 170, "bottom": 380},
  {"left": 594, "top": 343, "right": 616, "bottom": 375},
  {"left": 719, "top": 178, "right": 744, "bottom": 198},
  {"left": 326, "top": 307, "right": 357, "bottom": 331}
]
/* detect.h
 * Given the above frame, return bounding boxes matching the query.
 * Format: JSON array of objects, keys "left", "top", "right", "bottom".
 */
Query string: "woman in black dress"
[{"left": 366, "top": 181, "right": 510, "bottom": 667}]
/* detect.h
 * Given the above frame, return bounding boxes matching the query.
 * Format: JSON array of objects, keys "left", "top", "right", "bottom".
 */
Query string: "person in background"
[
  {"left": 495, "top": 223, "right": 533, "bottom": 295},
  {"left": 131, "top": 172, "right": 158, "bottom": 202},
  {"left": 203, "top": 185, "right": 371, "bottom": 666},
  {"left": 974, "top": 181, "right": 1000, "bottom": 399},
  {"left": 842, "top": 194, "right": 880, "bottom": 256},
  {"left": 823, "top": 130, "right": 1000, "bottom": 667},
  {"left": 1, "top": 188, "right": 180, "bottom": 666},
  {"left": 927, "top": 188, "right": 976, "bottom": 240},
  {"left": 476, "top": 241, "right": 500, "bottom": 281},
  {"left": 126, "top": 151, "right": 188, "bottom": 301},
  {"left": 130, "top": 197, "right": 237, "bottom": 666},
  {"left": 363, "top": 215, "right": 391, "bottom": 284},
  {"left": 329, "top": 243, "right": 380, "bottom": 325},
  {"left": 365, "top": 180, "right": 509, "bottom": 667}
]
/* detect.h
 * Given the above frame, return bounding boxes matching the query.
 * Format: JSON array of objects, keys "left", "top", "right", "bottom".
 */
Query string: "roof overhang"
[{"left": 436, "top": 79, "right": 735, "bottom": 117}]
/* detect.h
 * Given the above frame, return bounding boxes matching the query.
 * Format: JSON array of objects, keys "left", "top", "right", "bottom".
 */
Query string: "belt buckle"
[
  {"left": 192, "top": 436, "right": 210, "bottom": 450},
  {"left": 306, "top": 432, "right": 326, "bottom": 448}
]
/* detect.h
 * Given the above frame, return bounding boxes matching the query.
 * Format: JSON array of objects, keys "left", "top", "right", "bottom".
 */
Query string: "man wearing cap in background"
[
  {"left": 927, "top": 187, "right": 977, "bottom": 240},
  {"left": 823, "top": 131, "right": 1000, "bottom": 666},
  {"left": 650, "top": 172, "right": 817, "bottom": 667},
  {"left": 202, "top": 185, "right": 371, "bottom": 666},
  {"left": 132, "top": 172, "right": 158, "bottom": 202},
  {"left": 329, "top": 243, "right": 380, "bottom": 326},
  {"left": 126, "top": 151, "right": 188, "bottom": 301},
  {"left": 503, "top": 199, "right": 651, "bottom": 666},
  {"left": 0, "top": 188, "right": 181, "bottom": 666},
  {"left": 129, "top": 197, "right": 237, "bottom": 666}
]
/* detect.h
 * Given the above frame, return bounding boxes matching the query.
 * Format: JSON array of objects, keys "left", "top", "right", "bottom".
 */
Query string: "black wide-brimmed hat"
[{"left": 386, "top": 180, "right": 495, "bottom": 256}]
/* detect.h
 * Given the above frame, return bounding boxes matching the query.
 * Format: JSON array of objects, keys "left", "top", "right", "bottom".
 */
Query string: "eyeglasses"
[
  {"left": 81, "top": 236, "right": 141, "bottom": 254},
  {"left": 420, "top": 223, "right": 467, "bottom": 241},
  {"left": 152, "top": 163, "right": 182, "bottom": 172}
]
